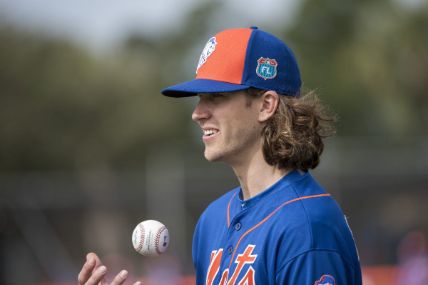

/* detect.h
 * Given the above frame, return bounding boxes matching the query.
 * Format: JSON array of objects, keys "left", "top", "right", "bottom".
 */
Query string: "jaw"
[
  {"left": 202, "top": 129, "right": 223, "bottom": 161},
  {"left": 203, "top": 143, "right": 223, "bottom": 162},
  {"left": 204, "top": 131, "right": 264, "bottom": 168}
]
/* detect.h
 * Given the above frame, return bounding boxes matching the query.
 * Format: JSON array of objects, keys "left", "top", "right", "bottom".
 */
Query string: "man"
[
  {"left": 162, "top": 27, "right": 362, "bottom": 285},
  {"left": 78, "top": 27, "right": 362, "bottom": 285}
]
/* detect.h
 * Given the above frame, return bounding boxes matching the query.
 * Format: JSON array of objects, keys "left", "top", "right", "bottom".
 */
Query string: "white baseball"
[{"left": 132, "top": 220, "right": 169, "bottom": 256}]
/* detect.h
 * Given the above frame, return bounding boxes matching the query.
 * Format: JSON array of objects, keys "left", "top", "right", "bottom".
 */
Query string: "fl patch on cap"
[{"left": 161, "top": 27, "right": 301, "bottom": 97}]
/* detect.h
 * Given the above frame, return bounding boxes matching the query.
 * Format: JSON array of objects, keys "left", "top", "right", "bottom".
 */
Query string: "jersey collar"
[{"left": 237, "top": 169, "right": 308, "bottom": 209}]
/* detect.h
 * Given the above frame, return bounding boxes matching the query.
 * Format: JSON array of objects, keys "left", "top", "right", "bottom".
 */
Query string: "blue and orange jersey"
[{"left": 192, "top": 170, "right": 362, "bottom": 285}]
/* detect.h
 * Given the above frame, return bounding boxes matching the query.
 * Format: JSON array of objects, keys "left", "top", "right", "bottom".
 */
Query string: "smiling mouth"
[{"left": 203, "top": 129, "right": 219, "bottom": 137}]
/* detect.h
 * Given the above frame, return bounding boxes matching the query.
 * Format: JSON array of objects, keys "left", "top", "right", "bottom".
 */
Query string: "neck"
[{"left": 230, "top": 147, "right": 290, "bottom": 200}]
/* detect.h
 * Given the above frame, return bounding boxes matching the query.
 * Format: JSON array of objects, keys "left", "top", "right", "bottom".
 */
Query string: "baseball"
[{"left": 132, "top": 219, "right": 169, "bottom": 256}]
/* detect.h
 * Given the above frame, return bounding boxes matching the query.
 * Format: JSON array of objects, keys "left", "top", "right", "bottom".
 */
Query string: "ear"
[{"left": 258, "top": 91, "right": 280, "bottom": 122}]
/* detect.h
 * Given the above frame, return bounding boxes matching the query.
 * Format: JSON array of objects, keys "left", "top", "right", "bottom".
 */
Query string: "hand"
[{"left": 78, "top": 252, "right": 141, "bottom": 285}]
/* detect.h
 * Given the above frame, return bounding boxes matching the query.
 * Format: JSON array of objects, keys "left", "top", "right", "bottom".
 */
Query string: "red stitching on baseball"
[
  {"left": 155, "top": 226, "right": 167, "bottom": 255},
  {"left": 137, "top": 224, "right": 145, "bottom": 253}
]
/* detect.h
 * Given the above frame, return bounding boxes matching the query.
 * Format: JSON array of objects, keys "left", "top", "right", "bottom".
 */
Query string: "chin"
[{"left": 204, "top": 148, "right": 224, "bottom": 162}]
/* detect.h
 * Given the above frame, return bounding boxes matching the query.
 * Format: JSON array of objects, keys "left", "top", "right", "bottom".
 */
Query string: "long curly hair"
[{"left": 247, "top": 88, "right": 336, "bottom": 171}]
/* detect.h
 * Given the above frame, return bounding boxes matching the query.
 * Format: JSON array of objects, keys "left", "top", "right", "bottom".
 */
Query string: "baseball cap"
[{"left": 161, "top": 27, "right": 301, "bottom": 97}]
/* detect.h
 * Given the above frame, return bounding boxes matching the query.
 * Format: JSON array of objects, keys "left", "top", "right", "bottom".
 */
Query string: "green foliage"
[
  {"left": 286, "top": 0, "right": 428, "bottom": 136},
  {"left": 0, "top": 27, "right": 190, "bottom": 171}
]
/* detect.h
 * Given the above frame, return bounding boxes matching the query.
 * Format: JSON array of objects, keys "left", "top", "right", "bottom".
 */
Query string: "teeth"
[{"left": 203, "top": 129, "right": 218, "bottom": 136}]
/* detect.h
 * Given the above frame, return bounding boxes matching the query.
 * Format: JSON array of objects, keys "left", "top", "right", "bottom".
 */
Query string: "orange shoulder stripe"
[{"left": 228, "top": 193, "right": 331, "bottom": 268}]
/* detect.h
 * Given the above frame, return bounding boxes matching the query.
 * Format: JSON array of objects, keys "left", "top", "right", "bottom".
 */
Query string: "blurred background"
[{"left": 1, "top": 0, "right": 428, "bottom": 284}]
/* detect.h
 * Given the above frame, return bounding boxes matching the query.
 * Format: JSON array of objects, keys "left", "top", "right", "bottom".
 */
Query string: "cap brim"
[{"left": 161, "top": 79, "right": 250, "bottom": 97}]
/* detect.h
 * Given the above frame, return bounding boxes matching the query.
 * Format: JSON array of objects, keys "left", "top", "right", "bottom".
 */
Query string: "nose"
[{"left": 192, "top": 98, "right": 210, "bottom": 122}]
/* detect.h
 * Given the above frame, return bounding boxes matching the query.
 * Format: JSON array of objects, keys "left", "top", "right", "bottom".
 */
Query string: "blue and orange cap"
[{"left": 161, "top": 27, "right": 301, "bottom": 97}]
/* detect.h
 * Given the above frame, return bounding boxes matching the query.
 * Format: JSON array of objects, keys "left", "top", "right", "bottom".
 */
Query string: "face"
[{"left": 191, "top": 91, "right": 264, "bottom": 166}]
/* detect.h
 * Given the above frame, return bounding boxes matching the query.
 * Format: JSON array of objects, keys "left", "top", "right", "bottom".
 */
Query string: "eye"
[
  {"left": 197, "top": 93, "right": 228, "bottom": 103},
  {"left": 212, "top": 93, "right": 227, "bottom": 99}
]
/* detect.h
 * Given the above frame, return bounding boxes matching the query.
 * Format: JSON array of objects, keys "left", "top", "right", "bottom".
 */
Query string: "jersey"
[{"left": 192, "top": 170, "right": 362, "bottom": 285}]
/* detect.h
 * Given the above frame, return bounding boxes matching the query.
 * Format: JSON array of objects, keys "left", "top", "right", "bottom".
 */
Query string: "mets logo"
[
  {"left": 206, "top": 245, "right": 257, "bottom": 285},
  {"left": 256, "top": 57, "right": 278, "bottom": 80},
  {"left": 196, "top": 37, "right": 217, "bottom": 74},
  {"left": 314, "top": 274, "right": 336, "bottom": 285}
]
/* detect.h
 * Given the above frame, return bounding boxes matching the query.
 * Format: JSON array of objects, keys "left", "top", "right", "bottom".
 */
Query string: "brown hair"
[{"left": 247, "top": 88, "right": 336, "bottom": 171}]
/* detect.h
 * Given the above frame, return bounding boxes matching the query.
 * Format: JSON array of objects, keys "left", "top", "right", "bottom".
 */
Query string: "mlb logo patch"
[
  {"left": 256, "top": 57, "right": 278, "bottom": 80},
  {"left": 314, "top": 274, "right": 336, "bottom": 285}
]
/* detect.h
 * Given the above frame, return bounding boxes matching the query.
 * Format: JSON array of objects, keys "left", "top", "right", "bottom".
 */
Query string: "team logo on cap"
[
  {"left": 256, "top": 57, "right": 278, "bottom": 80},
  {"left": 196, "top": 37, "right": 217, "bottom": 74},
  {"left": 314, "top": 274, "right": 336, "bottom": 285}
]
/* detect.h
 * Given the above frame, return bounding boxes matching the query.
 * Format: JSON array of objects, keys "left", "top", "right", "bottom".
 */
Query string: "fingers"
[
  {"left": 109, "top": 270, "right": 143, "bottom": 285},
  {"left": 78, "top": 252, "right": 139, "bottom": 285},
  {"left": 86, "top": 252, "right": 103, "bottom": 268},
  {"left": 109, "top": 270, "right": 142, "bottom": 285},
  {"left": 110, "top": 270, "right": 129, "bottom": 285},
  {"left": 78, "top": 255, "right": 96, "bottom": 285},
  {"left": 85, "top": 265, "right": 107, "bottom": 285}
]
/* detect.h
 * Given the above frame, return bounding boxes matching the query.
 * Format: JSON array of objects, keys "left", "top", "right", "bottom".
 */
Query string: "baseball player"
[
  {"left": 77, "top": 27, "right": 362, "bottom": 285},
  {"left": 161, "top": 27, "right": 362, "bottom": 284}
]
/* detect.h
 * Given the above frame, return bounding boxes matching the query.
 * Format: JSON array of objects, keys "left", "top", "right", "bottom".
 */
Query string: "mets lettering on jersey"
[
  {"left": 206, "top": 245, "right": 257, "bottom": 285},
  {"left": 192, "top": 170, "right": 362, "bottom": 285}
]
